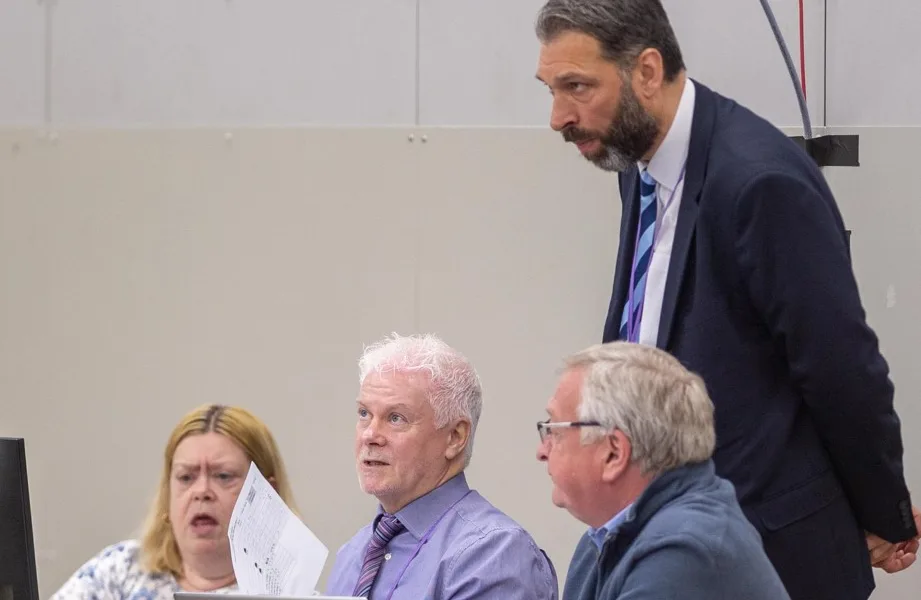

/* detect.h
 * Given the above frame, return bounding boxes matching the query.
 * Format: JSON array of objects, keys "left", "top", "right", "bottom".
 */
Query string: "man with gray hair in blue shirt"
[
  {"left": 537, "top": 341, "right": 790, "bottom": 599},
  {"left": 325, "top": 332, "right": 558, "bottom": 600}
]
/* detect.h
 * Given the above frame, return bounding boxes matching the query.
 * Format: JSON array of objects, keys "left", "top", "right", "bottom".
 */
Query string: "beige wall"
[
  {"left": 1, "top": 126, "right": 919, "bottom": 599},
  {"left": 0, "top": 127, "right": 612, "bottom": 597},
  {"left": 4, "top": 1, "right": 921, "bottom": 598}
]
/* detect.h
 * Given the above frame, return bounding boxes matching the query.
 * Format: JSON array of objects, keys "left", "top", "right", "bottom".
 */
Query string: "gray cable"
[{"left": 758, "top": 0, "right": 813, "bottom": 139}]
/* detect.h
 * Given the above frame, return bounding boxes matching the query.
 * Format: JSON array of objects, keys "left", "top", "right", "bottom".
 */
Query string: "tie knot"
[
  {"left": 639, "top": 169, "right": 656, "bottom": 211},
  {"left": 370, "top": 513, "right": 404, "bottom": 549},
  {"left": 639, "top": 169, "right": 656, "bottom": 195}
]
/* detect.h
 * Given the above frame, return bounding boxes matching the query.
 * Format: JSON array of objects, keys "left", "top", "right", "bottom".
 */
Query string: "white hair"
[
  {"left": 564, "top": 341, "right": 715, "bottom": 476},
  {"left": 358, "top": 332, "right": 482, "bottom": 465}
]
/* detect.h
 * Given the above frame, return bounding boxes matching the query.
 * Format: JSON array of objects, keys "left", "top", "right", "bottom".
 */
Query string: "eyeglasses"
[{"left": 536, "top": 419, "right": 603, "bottom": 443}]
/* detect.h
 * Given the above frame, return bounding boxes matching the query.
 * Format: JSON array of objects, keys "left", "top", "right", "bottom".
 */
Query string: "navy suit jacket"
[{"left": 602, "top": 80, "right": 916, "bottom": 600}]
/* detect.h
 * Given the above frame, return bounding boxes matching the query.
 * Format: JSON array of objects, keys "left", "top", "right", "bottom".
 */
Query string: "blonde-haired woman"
[{"left": 52, "top": 404, "right": 298, "bottom": 599}]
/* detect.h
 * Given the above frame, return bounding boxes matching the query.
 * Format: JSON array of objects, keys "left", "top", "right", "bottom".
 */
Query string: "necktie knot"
[
  {"left": 639, "top": 169, "right": 657, "bottom": 207},
  {"left": 352, "top": 513, "right": 405, "bottom": 598},
  {"left": 370, "top": 513, "right": 404, "bottom": 549}
]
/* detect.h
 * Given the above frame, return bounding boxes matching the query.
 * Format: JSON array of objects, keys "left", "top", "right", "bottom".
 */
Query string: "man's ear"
[
  {"left": 600, "top": 430, "right": 631, "bottom": 483},
  {"left": 445, "top": 420, "right": 471, "bottom": 461},
  {"left": 633, "top": 47, "right": 666, "bottom": 100}
]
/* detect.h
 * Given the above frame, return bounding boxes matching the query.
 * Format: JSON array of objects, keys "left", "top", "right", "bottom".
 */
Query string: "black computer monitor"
[{"left": 0, "top": 438, "right": 40, "bottom": 600}]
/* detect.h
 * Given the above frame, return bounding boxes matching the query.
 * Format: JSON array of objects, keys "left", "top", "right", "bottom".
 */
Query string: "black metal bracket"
[
  {"left": 790, "top": 134, "right": 860, "bottom": 168},
  {"left": 788, "top": 137, "right": 856, "bottom": 258}
]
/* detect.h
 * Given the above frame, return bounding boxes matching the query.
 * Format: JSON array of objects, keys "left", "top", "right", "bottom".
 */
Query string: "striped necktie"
[
  {"left": 353, "top": 513, "right": 405, "bottom": 598},
  {"left": 620, "top": 169, "right": 658, "bottom": 341}
]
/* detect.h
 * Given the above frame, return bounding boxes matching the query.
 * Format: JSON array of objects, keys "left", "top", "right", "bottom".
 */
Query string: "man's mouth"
[
  {"left": 575, "top": 139, "right": 599, "bottom": 152},
  {"left": 362, "top": 459, "right": 389, "bottom": 467}
]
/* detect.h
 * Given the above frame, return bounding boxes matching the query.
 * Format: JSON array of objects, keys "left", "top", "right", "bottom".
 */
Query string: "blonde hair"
[{"left": 139, "top": 404, "right": 297, "bottom": 577}]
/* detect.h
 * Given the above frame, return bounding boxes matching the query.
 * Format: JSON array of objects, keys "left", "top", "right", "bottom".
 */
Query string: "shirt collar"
[
  {"left": 588, "top": 502, "right": 634, "bottom": 550},
  {"left": 638, "top": 77, "right": 696, "bottom": 191},
  {"left": 376, "top": 472, "right": 470, "bottom": 540}
]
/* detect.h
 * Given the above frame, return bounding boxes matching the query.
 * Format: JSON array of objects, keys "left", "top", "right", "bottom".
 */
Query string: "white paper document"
[{"left": 228, "top": 461, "right": 329, "bottom": 596}]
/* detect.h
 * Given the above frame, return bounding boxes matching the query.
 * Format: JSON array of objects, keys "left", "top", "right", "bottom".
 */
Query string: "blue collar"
[
  {"left": 588, "top": 503, "right": 634, "bottom": 549},
  {"left": 376, "top": 472, "right": 470, "bottom": 540}
]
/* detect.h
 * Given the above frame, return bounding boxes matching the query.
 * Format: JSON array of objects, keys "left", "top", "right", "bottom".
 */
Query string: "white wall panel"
[
  {"left": 0, "top": 129, "right": 419, "bottom": 596},
  {"left": 0, "top": 1, "right": 45, "bottom": 125},
  {"left": 419, "top": 0, "right": 824, "bottom": 128},
  {"left": 413, "top": 127, "right": 619, "bottom": 568},
  {"left": 664, "top": 0, "right": 825, "bottom": 130},
  {"left": 2, "top": 126, "right": 920, "bottom": 599},
  {"left": 418, "top": 0, "right": 551, "bottom": 126},
  {"left": 826, "top": 0, "right": 921, "bottom": 125},
  {"left": 51, "top": 0, "right": 417, "bottom": 125},
  {"left": 823, "top": 128, "right": 921, "bottom": 599}
]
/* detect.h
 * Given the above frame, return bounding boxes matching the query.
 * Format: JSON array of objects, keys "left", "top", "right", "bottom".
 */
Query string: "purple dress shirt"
[{"left": 325, "top": 473, "right": 558, "bottom": 600}]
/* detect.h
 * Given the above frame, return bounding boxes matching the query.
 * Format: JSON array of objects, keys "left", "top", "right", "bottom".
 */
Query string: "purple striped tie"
[{"left": 352, "top": 513, "right": 405, "bottom": 598}]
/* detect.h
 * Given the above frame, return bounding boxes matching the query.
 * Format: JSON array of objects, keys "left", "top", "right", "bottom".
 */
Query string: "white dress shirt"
[{"left": 636, "top": 78, "right": 696, "bottom": 347}]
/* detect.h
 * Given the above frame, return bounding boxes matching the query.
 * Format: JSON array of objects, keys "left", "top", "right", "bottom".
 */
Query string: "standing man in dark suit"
[{"left": 533, "top": 2, "right": 920, "bottom": 599}]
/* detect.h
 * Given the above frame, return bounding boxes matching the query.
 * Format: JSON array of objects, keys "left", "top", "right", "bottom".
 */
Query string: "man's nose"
[
  {"left": 550, "top": 97, "right": 576, "bottom": 132},
  {"left": 536, "top": 438, "right": 549, "bottom": 462},
  {"left": 361, "top": 419, "right": 384, "bottom": 444}
]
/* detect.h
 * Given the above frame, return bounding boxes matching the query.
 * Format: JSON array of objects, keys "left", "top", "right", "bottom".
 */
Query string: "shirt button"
[{"left": 384, "top": 553, "right": 392, "bottom": 560}]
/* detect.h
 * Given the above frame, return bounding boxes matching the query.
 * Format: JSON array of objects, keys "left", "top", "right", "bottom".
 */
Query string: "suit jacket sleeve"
[{"left": 732, "top": 170, "right": 916, "bottom": 541}]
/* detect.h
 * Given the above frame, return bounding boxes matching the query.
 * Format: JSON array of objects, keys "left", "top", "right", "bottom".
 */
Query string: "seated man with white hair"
[
  {"left": 537, "top": 341, "right": 791, "bottom": 599},
  {"left": 325, "top": 332, "right": 558, "bottom": 600}
]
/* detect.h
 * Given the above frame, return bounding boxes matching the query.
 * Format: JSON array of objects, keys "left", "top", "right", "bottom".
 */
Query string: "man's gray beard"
[
  {"left": 581, "top": 84, "right": 659, "bottom": 173},
  {"left": 590, "top": 145, "right": 634, "bottom": 172}
]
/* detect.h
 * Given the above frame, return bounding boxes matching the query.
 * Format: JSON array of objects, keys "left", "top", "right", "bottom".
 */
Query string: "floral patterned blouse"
[{"left": 50, "top": 539, "right": 238, "bottom": 600}]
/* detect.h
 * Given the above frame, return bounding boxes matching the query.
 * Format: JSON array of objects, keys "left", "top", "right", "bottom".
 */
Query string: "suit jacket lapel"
[{"left": 656, "top": 80, "right": 716, "bottom": 349}]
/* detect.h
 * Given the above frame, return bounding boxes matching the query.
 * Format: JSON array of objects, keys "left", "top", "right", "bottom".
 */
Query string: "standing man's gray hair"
[
  {"left": 358, "top": 332, "right": 483, "bottom": 465},
  {"left": 536, "top": 0, "right": 685, "bottom": 81},
  {"left": 565, "top": 341, "right": 715, "bottom": 475}
]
